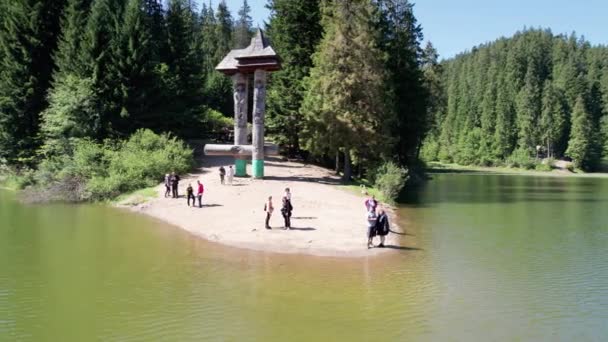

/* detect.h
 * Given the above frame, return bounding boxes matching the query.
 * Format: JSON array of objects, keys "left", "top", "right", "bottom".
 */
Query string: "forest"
[
  {"left": 2, "top": 0, "right": 608, "bottom": 201},
  {"left": 422, "top": 29, "right": 608, "bottom": 171},
  {"left": 0, "top": 0, "right": 431, "bottom": 199}
]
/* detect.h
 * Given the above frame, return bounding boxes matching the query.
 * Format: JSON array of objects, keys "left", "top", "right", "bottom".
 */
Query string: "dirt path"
[{"left": 123, "top": 155, "right": 402, "bottom": 257}]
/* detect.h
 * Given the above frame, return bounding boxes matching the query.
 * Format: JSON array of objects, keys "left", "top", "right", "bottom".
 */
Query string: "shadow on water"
[{"left": 400, "top": 174, "right": 608, "bottom": 207}]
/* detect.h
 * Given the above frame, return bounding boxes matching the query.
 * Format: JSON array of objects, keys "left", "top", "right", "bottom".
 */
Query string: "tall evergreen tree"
[
  {"left": 165, "top": 0, "right": 205, "bottom": 133},
  {"left": 0, "top": 0, "right": 66, "bottom": 164},
  {"left": 539, "top": 81, "right": 567, "bottom": 157},
  {"left": 515, "top": 62, "right": 542, "bottom": 152},
  {"left": 301, "top": 0, "right": 388, "bottom": 180},
  {"left": 566, "top": 96, "right": 598, "bottom": 170},
  {"left": 376, "top": 0, "right": 428, "bottom": 165},
  {"left": 234, "top": 0, "right": 252, "bottom": 48},
  {"left": 205, "top": 0, "right": 233, "bottom": 115},
  {"left": 266, "top": 0, "right": 323, "bottom": 156}
]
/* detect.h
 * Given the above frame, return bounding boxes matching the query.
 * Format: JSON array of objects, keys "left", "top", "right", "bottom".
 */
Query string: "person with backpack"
[
  {"left": 219, "top": 166, "right": 226, "bottom": 185},
  {"left": 281, "top": 196, "right": 293, "bottom": 229},
  {"left": 264, "top": 196, "right": 274, "bottom": 229},
  {"left": 197, "top": 180, "right": 204, "bottom": 208},
  {"left": 186, "top": 183, "right": 195, "bottom": 206},
  {"left": 376, "top": 208, "right": 390, "bottom": 248}
]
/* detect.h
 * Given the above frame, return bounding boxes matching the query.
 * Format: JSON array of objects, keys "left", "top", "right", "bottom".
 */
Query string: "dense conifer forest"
[
  {"left": 422, "top": 29, "right": 608, "bottom": 171},
  {"left": 1, "top": 0, "right": 607, "bottom": 201}
]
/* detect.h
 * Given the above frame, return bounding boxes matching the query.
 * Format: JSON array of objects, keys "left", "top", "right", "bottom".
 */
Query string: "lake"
[{"left": 1, "top": 174, "right": 607, "bottom": 341}]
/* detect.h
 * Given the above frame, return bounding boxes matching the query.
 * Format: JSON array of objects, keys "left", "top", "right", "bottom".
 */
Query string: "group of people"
[
  {"left": 365, "top": 194, "right": 390, "bottom": 248},
  {"left": 264, "top": 188, "right": 293, "bottom": 230},
  {"left": 164, "top": 172, "right": 205, "bottom": 208},
  {"left": 218, "top": 165, "right": 235, "bottom": 185}
]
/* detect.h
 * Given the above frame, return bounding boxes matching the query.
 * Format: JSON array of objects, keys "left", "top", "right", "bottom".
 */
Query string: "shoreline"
[
  {"left": 426, "top": 162, "right": 608, "bottom": 178},
  {"left": 118, "top": 156, "right": 404, "bottom": 258}
]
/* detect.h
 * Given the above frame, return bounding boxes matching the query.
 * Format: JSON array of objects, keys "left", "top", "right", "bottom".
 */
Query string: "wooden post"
[
  {"left": 252, "top": 69, "right": 267, "bottom": 178},
  {"left": 232, "top": 73, "right": 248, "bottom": 176}
]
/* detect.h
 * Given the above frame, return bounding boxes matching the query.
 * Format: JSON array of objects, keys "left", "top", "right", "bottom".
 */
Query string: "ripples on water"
[{"left": 1, "top": 175, "right": 608, "bottom": 341}]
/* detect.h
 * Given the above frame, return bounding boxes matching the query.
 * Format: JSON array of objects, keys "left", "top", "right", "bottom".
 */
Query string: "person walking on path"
[
  {"left": 376, "top": 208, "right": 390, "bottom": 248},
  {"left": 197, "top": 180, "right": 204, "bottom": 208},
  {"left": 219, "top": 166, "right": 226, "bottom": 185},
  {"left": 164, "top": 174, "right": 171, "bottom": 198},
  {"left": 186, "top": 184, "right": 195, "bottom": 206},
  {"left": 366, "top": 209, "right": 378, "bottom": 249},
  {"left": 281, "top": 196, "right": 293, "bottom": 229},
  {"left": 171, "top": 172, "right": 180, "bottom": 198},
  {"left": 264, "top": 196, "right": 274, "bottom": 229},
  {"left": 226, "top": 165, "right": 234, "bottom": 185}
]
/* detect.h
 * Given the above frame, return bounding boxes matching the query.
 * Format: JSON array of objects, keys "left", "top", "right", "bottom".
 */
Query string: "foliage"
[
  {"left": 373, "top": 161, "right": 409, "bottom": 204},
  {"left": 30, "top": 129, "right": 193, "bottom": 202},
  {"left": 266, "top": 0, "right": 322, "bottom": 156},
  {"left": 566, "top": 96, "right": 600, "bottom": 171},
  {"left": 506, "top": 148, "right": 535, "bottom": 170},
  {"left": 425, "top": 29, "right": 608, "bottom": 171},
  {"left": 234, "top": 0, "right": 252, "bottom": 49},
  {"left": 301, "top": 0, "right": 390, "bottom": 180}
]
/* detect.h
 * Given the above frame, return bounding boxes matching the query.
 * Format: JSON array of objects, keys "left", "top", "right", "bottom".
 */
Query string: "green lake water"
[{"left": 1, "top": 174, "right": 607, "bottom": 341}]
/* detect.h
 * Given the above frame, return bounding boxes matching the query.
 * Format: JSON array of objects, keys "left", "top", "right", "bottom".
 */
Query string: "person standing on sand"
[
  {"left": 171, "top": 172, "right": 180, "bottom": 198},
  {"left": 227, "top": 165, "right": 234, "bottom": 185},
  {"left": 376, "top": 208, "right": 390, "bottom": 248},
  {"left": 164, "top": 174, "right": 171, "bottom": 198},
  {"left": 197, "top": 180, "right": 204, "bottom": 208},
  {"left": 366, "top": 208, "right": 378, "bottom": 249},
  {"left": 264, "top": 196, "right": 274, "bottom": 229},
  {"left": 186, "top": 183, "right": 195, "bottom": 206},
  {"left": 281, "top": 196, "right": 293, "bottom": 229},
  {"left": 284, "top": 187, "right": 291, "bottom": 203},
  {"left": 219, "top": 166, "right": 226, "bottom": 185}
]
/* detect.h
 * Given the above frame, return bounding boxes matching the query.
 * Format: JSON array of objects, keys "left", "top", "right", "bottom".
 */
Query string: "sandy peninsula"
[{"left": 121, "top": 155, "right": 403, "bottom": 257}]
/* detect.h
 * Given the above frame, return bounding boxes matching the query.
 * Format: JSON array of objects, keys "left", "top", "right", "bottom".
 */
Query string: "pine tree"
[
  {"left": 0, "top": 0, "right": 66, "bottom": 164},
  {"left": 77, "top": 0, "right": 122, "bottom": 137},
  {"left": 539, "top": 81, "right": 567, "bottom": 157},
  {"left": 234, "top": 0, "right": 252, "bottom": 49},
  {"left": 515, "top": 62, "right": 542, "bottom": 152},
  {"left": 301, "top": 0, "right": 388, "bottom": 180},
  {"left": 376, "top": 0, "right": 427, "bottom": 165},
  {"left": 205, "top": 0, "right": 233, "bottom": 116},
  {"left": 566, "top": 96, "right": 597, "bottom": 170},
  {"left": 53, "top": 0, "right": 91, "bottom": 80},
  {"left": 111, "top": 0, "right": 158, "bottom": 134},
  {"left": 266, "top": 0, "right": 322, "bottom": 156},
  {"left": 165, "top": 0, "right": 205, "bottom": 133}
]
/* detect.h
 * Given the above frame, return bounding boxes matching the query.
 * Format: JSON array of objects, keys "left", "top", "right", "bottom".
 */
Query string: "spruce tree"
[
  {"left": 515, "top": 63, "right": 542, "bottom": 152},
  {"left": 266, "top": 0, "right": 322, "bottom": 156},
  {"left": 205, "top": 0, "right": 233, "bottom": 116},
  {"left": 376, "top": 0, "right": 428, "bottom": 165},
  {"left": 539, "top": 81, "right": 567, "bottom": 157},
  {"left": 301, "top": 0, "right": 388, "bottom": 180},
  {"left": 0, "top": 0, "right": 66, "bottom": 164},
  {"left": 566, "top": 96, "right": 596, "bottom": 170},
  {"left": 234, "top": 0, "right": 252, "bottom": 49}
]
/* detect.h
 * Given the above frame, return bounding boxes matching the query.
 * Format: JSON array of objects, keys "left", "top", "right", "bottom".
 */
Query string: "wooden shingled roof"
[{"left": 215, "top": 29, "right": 281, "bottom": 75}]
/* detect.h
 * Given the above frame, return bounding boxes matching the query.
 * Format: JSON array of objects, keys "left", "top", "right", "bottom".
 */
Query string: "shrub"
[
  {"left": 566, "top": 163, "right": 575, "bottom": 172},
  {"left": 506, "top": 148, "right": 535, "bottom": 169},
  {"left": 374, "top": 162, "right": 409, "bottom": 204},
  {"left": 30, "top": 129, "right": 194, "bottom": 202},
  {"left": 535, "top": 162, "right": 552, "bottom": 172}
]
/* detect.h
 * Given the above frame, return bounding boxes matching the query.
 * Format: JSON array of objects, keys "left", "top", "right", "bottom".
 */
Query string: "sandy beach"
[{"left": 121, "top": 154, "right": 403, "bottom": 257}]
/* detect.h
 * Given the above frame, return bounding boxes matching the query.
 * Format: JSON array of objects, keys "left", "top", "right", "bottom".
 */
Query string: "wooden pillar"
[
  {"left": 252, "top": 69, "right": 267, "bottom": 178},
  {"left": 232, "top": 73, "right": 248, "bottom": 176}
]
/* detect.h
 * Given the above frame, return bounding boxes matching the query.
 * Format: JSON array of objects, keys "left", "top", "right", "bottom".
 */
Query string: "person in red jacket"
[{"left": 197, "top": 180, "right": 204, "bottom": 208}]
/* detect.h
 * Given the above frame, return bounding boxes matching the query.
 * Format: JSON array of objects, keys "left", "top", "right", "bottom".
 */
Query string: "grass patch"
[
  {"left": 342, "top": 179, "right": 391, "bottom": 205},
  {"left": 111, "top": 186, "right": 158, "bottom": 206}
]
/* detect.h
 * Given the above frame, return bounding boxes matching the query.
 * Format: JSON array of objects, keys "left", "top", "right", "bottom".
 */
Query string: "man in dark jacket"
[{"left": 171, "top": 172, "right": 180, "bottom": 198}]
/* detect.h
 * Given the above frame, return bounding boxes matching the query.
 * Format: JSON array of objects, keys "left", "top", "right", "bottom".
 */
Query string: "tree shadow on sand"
[
  {"left": 379, "top": 245, "right": 421, "bottom": 251},
  {"left": 263, "top": 175, "right": 341, "bottom": 185},
  {"left": 285, "top": 227, "right": 316, "bottom": 231}
]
